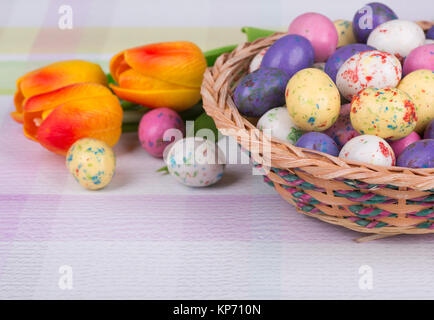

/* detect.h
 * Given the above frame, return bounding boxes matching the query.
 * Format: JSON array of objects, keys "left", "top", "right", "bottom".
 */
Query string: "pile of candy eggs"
[{"left": 234, "top": 2, "right": 433, "bottom": 169}]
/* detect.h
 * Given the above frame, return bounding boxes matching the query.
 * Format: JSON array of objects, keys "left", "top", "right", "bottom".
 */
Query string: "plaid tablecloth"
[{"left": 1, "top": 0, "right": 434, "bottom": 299}]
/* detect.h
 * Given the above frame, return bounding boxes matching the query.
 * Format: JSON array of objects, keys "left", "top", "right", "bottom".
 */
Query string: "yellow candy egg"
[
  {"left": 334, "top": 19, "right": 356, "bottom": 47},
  {"left": 397, "top": 69, "right": 434, "bottom": 133},
  {"left": 286, "top": 68, "right": 340, "bottom": 131},
  {"left": 66, "top": 138, "right": 116, "bottom": 190},
  {"left": 350, "top": 87, "right": 417, "bottom": 140}
]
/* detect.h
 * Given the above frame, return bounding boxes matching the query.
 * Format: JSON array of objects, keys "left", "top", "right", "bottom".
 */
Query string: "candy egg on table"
[
  {"left": 424, "top": 120, "right": 434, "bottom": 139},
  {"left": 165, "top": 137, "right": 225, "bottom": 187},
  {"left": 352, "top": 2, "right": 398, "bottom": 43},
  {"left": 339, "top": 135, "right": 395, "bottom": 166},
  {"left": 396, "top": 139, "right": 434, "bottom": 168},
  {"left": 286, "top": 68, "right": 340, "bottom": 131},
  {"left": 334, "top": 19, "right": 356, "bottom": 47},
  {"left": 324, "top": 43, "right": 375, "bottom": 83},
  {"left": 288, "top": 12, "right": 338, "bottom": 62},
  {"left": 336, "top": 50, "right": 402, "bottom": 101},
  {"left": 388, "top": 131, "right": 421, "bottom": 158},
  {"left": 351, "top": 87, "right": 417, "bottom": 140},
  {"left": 397, "top": 69, "right": 434, "bottom": 133},
  {"left": 256, "top": 106, "right": 304, "bottom": 144},
  {"left": 324, "top": 103, "right": 359, "bottom": 148},
  {"left": 402, "top": 44, "right": 434, "bottom": 76},
  {"left": 367, "top": 20, "right": 425, "bottom": 61},
  {"left": 249, "top": 47, "right": 269, "bottom": 73},
  {"left": 261, "top": 34, "right": 314, "bottom": 78},
  {"left": 295, "top": 132, "right": 339, "bottom": 156},
  {"left": 234, "top": 67, "right": 290, "bottom": 117},
  {"left": 66, "top": 138, "right": 116, "bottom": 190},
  {"left": 138, "top": 107, "right": 185, "bottom": 158}
]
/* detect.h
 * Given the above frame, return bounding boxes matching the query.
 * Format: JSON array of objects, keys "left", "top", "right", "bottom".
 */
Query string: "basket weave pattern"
[{"left": 201, "top": 26, "right": 434, "bottom": 239}]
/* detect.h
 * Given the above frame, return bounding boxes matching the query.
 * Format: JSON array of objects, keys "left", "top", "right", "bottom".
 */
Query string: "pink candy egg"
[
  {"left": 288, "top": 12, "right": 338, "bottom": 62},
  {"left": 138, "top": 108, "right": 185, "bottom": 158},
  {"left": 388, "top": 131, "right": 421, "bottom": 157},
  {"left": 403, "top": 44, "right": 434, "bottom": 75},
  {"left": 324, "top": 103, "right": 359, "bottom": 148}
]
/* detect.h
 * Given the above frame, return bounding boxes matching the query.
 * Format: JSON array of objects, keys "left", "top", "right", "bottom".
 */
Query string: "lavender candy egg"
[
  {"left": 425, "top": 120, "right": 434, "bottom": 139},
  {"left": 352, "top": 2, "right": 398, "bottom": 43},
  {"left": 234, "top": 68, "right": 290, "bottom": 118},
  {"left": 261, "top": 34, "right": 314, "bottom": 78},
  {"left": 427, "top": 26, "right": 434, "bottom": 40},
  {"left": 397, "top": 139, "right": 434, "bottom": 168},
  {"left": 324, "top": 43, "right": 375, "bottom": 83},
  {"left": 295, "top": 132, "right": 339, "bottom": 156},
  {"left": 388, "top": 131, "right": 421, "bottom": 158},
  {"left": 324, "top": 103, "right": 359, "bottom": 148},
  {"left": 138, "top": 108, "right": 185, "bottom": 158}
]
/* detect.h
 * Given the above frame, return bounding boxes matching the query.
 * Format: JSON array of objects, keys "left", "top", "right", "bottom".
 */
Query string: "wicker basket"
[{"left": 201, "top": 22, "right": 434, "bottom": 242}]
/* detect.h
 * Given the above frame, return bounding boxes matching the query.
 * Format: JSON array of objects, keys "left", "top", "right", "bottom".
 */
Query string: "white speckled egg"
[
  {"left": 336, "top": 50, "right": 402, "bottom": 101},
  {"left": 339, "top": 135, "right": 395, "bottom": 166},
  {"left": 334, "top": 19, "right": 356, "bottom": 47},
  {"left": 351, "top": 87, "right": 417, "bottom": 140},
  {"left": 257, "top": 106, "right": 304, "bottom": 144},
  {"left": 165, "top": 137, "right": 225, "bottom": 187},
  {"left": 398, "top": 69, "right": 434, "bottom": 133},
  {"left": 66, "top": 138, "right": 116, "bottom": 190},
  {"left": 367, "top": 20, "right": 425, "bottom": 61},
  {"left": 249, "top": 47, "right": 269, "bottom": 73},
  {"left": 286, "top": 68, "right": 341, "bottom": 131}
]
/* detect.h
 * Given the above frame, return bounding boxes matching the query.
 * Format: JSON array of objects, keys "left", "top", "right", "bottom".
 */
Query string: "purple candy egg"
[
  {"left": 352, "top": 2, "right": 398, "bottom": 43},
  {"left": 324, "top": 104, "right": 360, "bottom": 148},
  {"left": 397, "top": 139, "right": 434, "bottom": 168},
  {"left": 261, "top": 34, "right": 314, "bottom": 78},
  {"left": 427, "top": 26, "right": 434, "bottom": 40},
  {"left": 324, "top": 43, "right": 375, "bottom": 82},
  {"left": 295, "top": 132, "right": 339, "bottom": 156},
  {"left": 234, "top": 67, "right": 290, "bottom": 118},
  {"left": 424, "top": 119, "right": 434, "bottom": 139}
]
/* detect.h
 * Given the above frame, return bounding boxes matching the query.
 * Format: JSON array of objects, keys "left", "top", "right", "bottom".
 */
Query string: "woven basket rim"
[{"left": 200, "top": 24, "right": 434, "bottom": 191}]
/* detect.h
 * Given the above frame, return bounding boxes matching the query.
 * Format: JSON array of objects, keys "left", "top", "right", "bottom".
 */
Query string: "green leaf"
[
  {"left": 203, "top": 44, "right": 238, "bottom": 66},
  {"left": 241, "top": 27, "right": 277, "bottom": 42},
  {"left": 107, "top": 73, "right": 116, "bottom": 86},
  {"left": 122, "top": 122, "right": 139, "bottom": 133},
  {"left": 156, "top": 165, "right": 169, "bottom": 174},
  {"left": 194, "top": 112, "right": 220, "bottom": 141},
  {"left": 179, "top": 100, "right": 205, "bottom": 121}
]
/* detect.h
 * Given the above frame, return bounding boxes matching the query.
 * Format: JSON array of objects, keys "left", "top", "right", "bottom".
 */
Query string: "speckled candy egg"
[
  {"left": 295, "top": 132, "right": 339, "bottom": 156},
  {"left": 402, "top": 45, "right": 434, "bottom": 76},
  {"left": 324, "top": 103, "right": 360, "bottom": 148},
  {"left": 336, "top": 50, "right": 402, "bottom": 101},
  {"left": 339, "top": 135, "right": 395, "bottom": 166},
  {"left": 261, "top": 34, "right": 314, "bottom": 78},
  {"left": 388, "top": 131, "right": 421, "bottom": 158},
  {"left": 324, "top": 43, "right": 375, "bottom": 83},
  {"left": 165, "top": 137, "right": 225, "bottom": 187},
  {"left": 288, "top": 12, "right": 338, "bottom": 62},
  {"left": 249, "top": 47, "right": 269, "bottom": 73},
  {"left": 396, "top": 139, "right": 434, "bottom": 168},
  {"left": 351, "top": 87, "right": 417, "bottom": 140},
  {"left": 334, "top": 19, "right": 356, "bottom": 47},
  {"left": 66, "top": 138, "right": 116, "bottom": 190},
  {"left": 234, "top": 67, "right": 290, "bottom": 118},
  {"left": 138, "top": 108, "right": 185, "bottom": 158},
  {"left": 424, "top": 120, "right": 434, "bottom": 139},
  {"left": 397, "top": 69, "right": 434, "bottom": 133},
  {"left": 367, "top": 20, "right": 425, "bottom": 61},
  {"left": 257, "top": 106, "right": 304, "bottom": 144},
  {"left": 286, "top": 68, "right": 340, "bottom": 131},
  {"left": 352, "top": 2, "right": 398, "bottom": 43}
]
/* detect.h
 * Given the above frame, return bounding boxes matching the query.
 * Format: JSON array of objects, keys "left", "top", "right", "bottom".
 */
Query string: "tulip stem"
[{"left": 157, "top": 165, "right": 169, "bottom": 174}]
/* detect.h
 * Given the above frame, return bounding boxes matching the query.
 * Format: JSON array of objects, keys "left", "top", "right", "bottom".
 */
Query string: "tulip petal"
[
  {"left": 33, "top": 95, "right": 123, "bottom": 155},
  {"left": 110, "top": 84, "right": 201, "bottom": 111},
  {"left": 118, "top": 69, "right": 182, "bottom": 91},
  {"left": 123, "top": 41, "right": 207, "bottom": 88}
]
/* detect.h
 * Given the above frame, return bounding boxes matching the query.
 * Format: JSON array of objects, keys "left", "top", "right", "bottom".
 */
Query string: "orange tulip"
[
  {"left": 12, "top": 60, "right": 108, "bottom": 123},
  {"left": 109, "top": 41, "right": 207, "bottom": 111},
  {"left": 23, "top": 83, "right": 123, "bottom": 155}
]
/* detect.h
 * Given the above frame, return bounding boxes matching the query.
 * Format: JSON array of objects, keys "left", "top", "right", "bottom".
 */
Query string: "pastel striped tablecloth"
[{"left": 1, "top": 0, "right": 434, "bottom": 300}]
